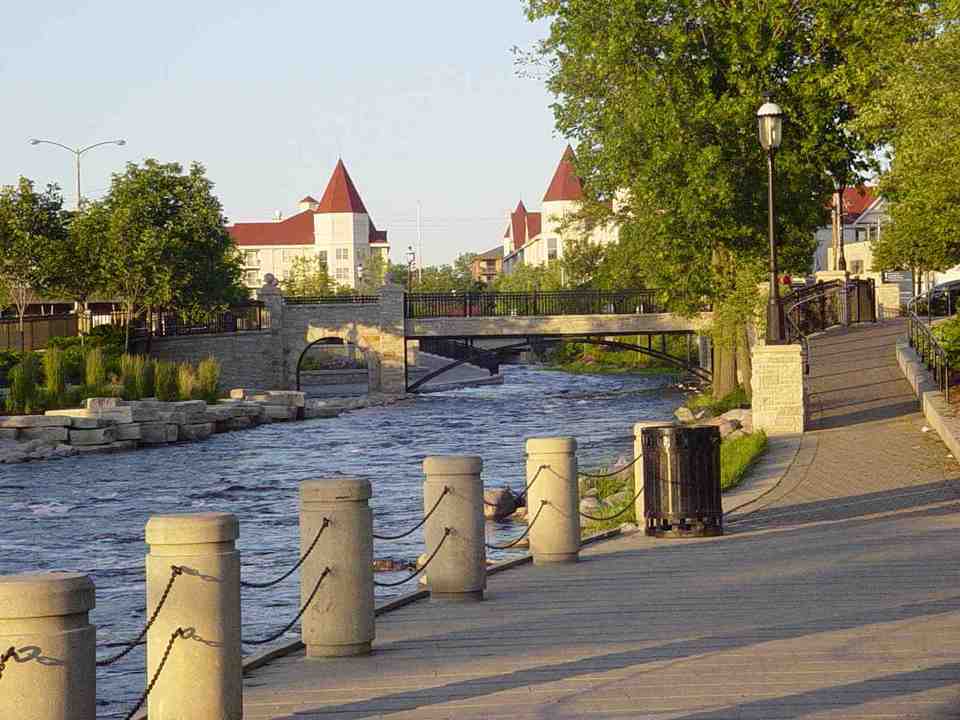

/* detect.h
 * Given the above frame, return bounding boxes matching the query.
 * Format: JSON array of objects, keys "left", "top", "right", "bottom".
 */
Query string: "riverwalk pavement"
[{"left": 242, "top": 319, "right": 960, "bottom": 719}]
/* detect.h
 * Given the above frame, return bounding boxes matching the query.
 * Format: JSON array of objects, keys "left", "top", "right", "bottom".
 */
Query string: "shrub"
[
  {"left": 85, "top": 347, "right": 107, "bottom": 391},
  {"left": 155, "top": 361, "right": 178, "bottom": 402},
  {"left": 140, "top": 358, "right": 156, "bottom": 399},
  {"left": 176, "top": 362, "right": 197, "bottom": 401},
  {"left": 196, "top": 357, "right": 221, "bottom": 403},
  {"left": 0, "top": 350, "right": 24, "bottom": 387},
  {"left": 43, "top": 347, "right": 67, "bottom": 403},
  {"left": 6, "top": 353, "right": 41, "bottom": 414},
  {"left": 933, "top": 315, "right": 960, "bottom": 369},
  {"left": 120, "top": 354, "right": 149, "bottom": 400}
]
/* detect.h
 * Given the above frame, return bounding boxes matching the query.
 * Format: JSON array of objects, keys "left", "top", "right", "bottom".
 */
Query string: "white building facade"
[{"left": 229, "top": 159, "right": 389, "bottom": 291}]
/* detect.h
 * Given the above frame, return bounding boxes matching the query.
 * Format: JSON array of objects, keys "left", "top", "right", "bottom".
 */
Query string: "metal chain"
[
  {"left": 373, "top": 528, "right": 451, "bottom": 587},
  {"left": 96, "top": 565, "right": 183, "bottom": 667},
  {"left": 485, "top": 500, "right": 547, "bottom": 550},
  {"left": 373, "top": 488, "right": 449, "bottom": 540},
  {"left": 123, "top": 627, "right": 185, "bottom": 720},
  {"left": 243, "top": 567, "right": 331, "bottom": 646},
  {"left": 241, "top": 518, "right": 330, "bottom": 589},
  {"left": 483, "top": 464, "right": 549, "bottom": 507},
  {"left": 577, "top": 455, "right": 641, "bottom": 479},
  {"left": 579, "top": 487, "right": 643, "bottom": 522},
  {"left": 0, "top": 646, "right": 19, "bottom": 680}
]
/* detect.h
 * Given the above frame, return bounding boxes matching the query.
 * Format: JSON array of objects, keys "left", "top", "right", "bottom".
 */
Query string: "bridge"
[{"left": 262, "top": 285, "right": 713, "bottom": 395}]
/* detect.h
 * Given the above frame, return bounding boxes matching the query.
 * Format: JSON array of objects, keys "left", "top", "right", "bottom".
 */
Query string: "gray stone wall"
[
  {"left": 147, "top": 332, "right": 281, "bottom": 391},
  {"left": 406, "top": 311, "right": 712, "bottom": 338}
]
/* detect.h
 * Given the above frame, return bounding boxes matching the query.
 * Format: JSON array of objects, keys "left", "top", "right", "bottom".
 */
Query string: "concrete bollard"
[
  {"left": 634, "top": 421, "right": 676, "bottom": 534},
  {"left": 300, "top": 477, "right": 374, "bottom": 658},
  {"left": 0, "top": 572, "right": 96, "bottom": 720},
  {"left": 145, "top": 512, "right": 241, "bottom": 720},
  {"left": 526, "top": 437, "right": 580, "bottom": 564},
  {"left": 423, "top": 456, "right": 486, "bottom": 601}
]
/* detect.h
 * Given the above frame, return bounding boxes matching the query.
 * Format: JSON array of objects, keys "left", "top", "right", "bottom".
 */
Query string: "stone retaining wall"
[
  {"left": 896, "top": 340, "right": 960, "bottom": 459},
  {"left": 145, "top": 331, "right": 281, "bottom": 390}
]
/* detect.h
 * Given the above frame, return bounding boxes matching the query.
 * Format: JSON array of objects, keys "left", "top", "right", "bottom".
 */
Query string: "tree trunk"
[
  {"left": 712, "top": 336, "right": 738, "bottom": 400},
  {"left": 737, "top": 325, "right": 753, "bottom": 400}
]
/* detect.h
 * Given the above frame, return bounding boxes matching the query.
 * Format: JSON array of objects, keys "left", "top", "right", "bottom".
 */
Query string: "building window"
[
  {"left": 244, "top": 270, "right": 260, "bottom": 285},
  {"left": 547, "top": 238, "right": 558, "bottom": 261},
  {"left": 335, "top": 267, "right": 349, "bottom": 281},
  {"left": 855, "top": 227, "right": 868, "bottom": 243},
  {"left": 336, "top": 247, "right": 350, "bottom": 261},
  {"left": 317, "top": 250, "right": 328, "bottom": 267},
  {"left": 243, "top": 250, "right": 260, "bottom": 266}
]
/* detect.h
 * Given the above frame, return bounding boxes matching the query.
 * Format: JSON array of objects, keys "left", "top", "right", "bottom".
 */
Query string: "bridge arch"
[{"left": 296, "top": 336, "right": 372, "bottom": 392}]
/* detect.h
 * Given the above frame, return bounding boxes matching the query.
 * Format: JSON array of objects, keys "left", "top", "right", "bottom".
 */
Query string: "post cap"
[
  {"left": 145, "top": 512, "right": 239, "bottom": 545},
  {"left": 633, "top": 420, "right": 675, "bottom": 434},
  {"left": 0, "top": 572, "right": 95, "bottom": 619},
  {"left": 300, "top": 477, "right": 372, "bottom": 502},
  {"left": 423, "top": 455, "right": 483, "bottom": 476},
  {"left": 525, "top": 437, "right": 577, "bottom": 455}
]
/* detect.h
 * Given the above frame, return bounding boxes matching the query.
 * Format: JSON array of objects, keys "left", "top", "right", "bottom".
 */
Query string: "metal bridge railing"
[
  {"left": 405, "top": 290, "right": 662, "bottom": 319},
  {"left": 907, "top": 290, "right": 953, "bottom": 403},
  {"left": 284, "top": 295, "right": 379, "bottom": 306}
]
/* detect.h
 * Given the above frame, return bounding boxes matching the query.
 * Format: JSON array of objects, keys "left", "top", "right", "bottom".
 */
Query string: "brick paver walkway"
[{"left": 242, "top": 320, "right": 960, "bottom": 719}]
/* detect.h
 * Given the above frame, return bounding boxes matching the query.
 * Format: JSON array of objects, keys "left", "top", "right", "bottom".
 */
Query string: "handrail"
[
  {"left": 906, "top": 288, "right": 953, "bottom": 402},
  {"left": 284, "top": 295, "right": 379, "bottom": 305},
  {"left": 405, "top": 289, "right": 662, "bottom": 319}
]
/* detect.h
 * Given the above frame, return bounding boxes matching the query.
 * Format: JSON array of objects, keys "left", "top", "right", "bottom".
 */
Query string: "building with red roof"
[
  {"left": 228, "top": 159, "right": 389, "bottom": 290},
  {"left": 500, "top": 145, "right": 619, "bottom": 276}
]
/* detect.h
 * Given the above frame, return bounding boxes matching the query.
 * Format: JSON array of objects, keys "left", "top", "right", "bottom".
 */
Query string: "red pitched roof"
[
  {"left": 835, "top": 186, "right": 879, "bottom": 222},
  {"left": 299, "top": 195, "right": 318, "bottom": 204},
  {"left": 511, "top": 201, "right": 529, "bottom": 248},
  {"left": 229, "top": 210, "right": 315, "bottom": 247},
  {"left": 526, "top": 212, "right": 541, "bottom": 239},
  {"left": 317, "top": 159, "right": 368, "bottom": 214},
  {"left": 543, "top": 145, "right": 584, "bottom": 202}
]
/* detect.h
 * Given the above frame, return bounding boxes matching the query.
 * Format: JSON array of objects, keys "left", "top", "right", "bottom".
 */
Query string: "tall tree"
[
  {"left": 493, "top": 261, "right": 564, "bottom": 291},
  {"left": 524, "top": 0, "right": 927, "bottom": 397},
  {"left": 283, "top": 254, "right": 337, "bottom": 296},
  {"left": 50, "top": 203, "right": 110, "bottom": 314},
  {"left": 0, "top": 178, "right": 68, "bottom": 348}
]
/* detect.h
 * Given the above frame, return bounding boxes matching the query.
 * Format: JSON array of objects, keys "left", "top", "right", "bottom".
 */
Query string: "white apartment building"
[
  {"left": 229, "top": 159, "right": 389, "bottom": 291},
  {"left": 501, "top": 146, "right": 619, "bottom": 275}
]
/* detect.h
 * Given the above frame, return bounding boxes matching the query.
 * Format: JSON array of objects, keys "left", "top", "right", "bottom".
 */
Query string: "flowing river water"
[{"left": 0, "top": 365, "right": 683, "bottom": 716}]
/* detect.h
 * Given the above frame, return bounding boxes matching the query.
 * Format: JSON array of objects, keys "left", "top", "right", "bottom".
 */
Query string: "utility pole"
[{"left": 417, "top": 201, "right": 423, "bottom": 283}]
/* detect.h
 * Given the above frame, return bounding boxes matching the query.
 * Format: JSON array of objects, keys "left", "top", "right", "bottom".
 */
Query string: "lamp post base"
[{"left": 766, "top": 298, "right": 787, "bottom": 344}]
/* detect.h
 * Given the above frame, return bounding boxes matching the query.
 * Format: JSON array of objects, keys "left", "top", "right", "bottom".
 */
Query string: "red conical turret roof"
[
  {"left": 316, "top": 159, "right": 368, "bottom": 214},
  {"left": 543, "top": 145, "right": 584, "bottom": 202}
]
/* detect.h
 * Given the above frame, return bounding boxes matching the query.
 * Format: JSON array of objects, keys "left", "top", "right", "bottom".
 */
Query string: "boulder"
[
  {"left": 674, "top": 407, "right": 696, "bottom": 424},
  {"left": 372, "top": 558, "right": 415, "bottom": 573},
  {"left": 694, "top": 409, "right": 713, "bottom": 421},
  {"left": 170, "top": 401, "right": 207, "bottom": 422},
  {"left": 0, "top": 449, "right": 28, "bottom": 464},
  {"left": 140, "top": 422, "right": 172, "bottom": 444},
  {"left": 0, "top": 428, "right": 18, "bottom": 441},
  {"left": 73, "top": 440, "right": 137, "bottom": 455},
  {"left": 202, "top": 406, "right": 235, "bottom": 423},
  {"left": 69, "top": 427, "right": 117, "bottom": 446},
  {"left": 304, "top": 407, "right": 340, "bottom": 419},
  {"left": 580, "top": 497, "right": 602, "bottom": 513},
  {"left": 85, "top": 397, "right": 121, "bottom": 411},
  {"left": 115, "top": 423, "right": 142, "bottom": 441},
  {"left": 260, "top": 391, "right": 306, "bottom": 408},
  {"left": 53, "top": 444, "right": 77, "bottom": 458},
  {"left": 619, "top": 522, "right": 641, "bottom": 535},
  {"left": 226, "top": 416, "right": 253, "bottom": 431},
  {"left": 0, "top": 415, "right": 70, "bottom": 429},
  {"left": 90, "top": 406, "right": 159, "bottom": 424},
  {"left": 582, "top": 487, "right": 599, "bottom": 499},
  {"left": 19, "top": 427, "right": 70, "bottom": 445},
  {"left": 264, "top": 405, "right": 297, "bottom": 422},
  {"left": 726, "top": 429, "right": 749, "bottom": 442},
  {"left": 178, "top": 423, "right": 214, "bottom": 442},
  {"left": 483, "top": 488, "right": 519, "bottom": 520},
  {"left": 602, "top": 490, "right": 633, "bottom": 507},
  {"left": 510, "top": 506, "right": 529, "bottom": 523}
]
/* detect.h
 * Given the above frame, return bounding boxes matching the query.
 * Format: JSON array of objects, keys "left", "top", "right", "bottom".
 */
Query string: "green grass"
[
  {"left": 686, "top": 386, "right": 750, "bottom": 416},
  {"left": 720, "top": 431, "right": 767, "bottom": 491}
]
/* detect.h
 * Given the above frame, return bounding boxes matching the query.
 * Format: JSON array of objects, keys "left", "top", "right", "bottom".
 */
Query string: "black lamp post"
[{"left": 758, "top": 94, "right": 786, "bottom": 344}]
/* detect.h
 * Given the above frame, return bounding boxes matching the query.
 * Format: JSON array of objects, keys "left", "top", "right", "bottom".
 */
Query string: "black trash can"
[{"left": 642, "top": 425, "right": 723, "bottom": 538}]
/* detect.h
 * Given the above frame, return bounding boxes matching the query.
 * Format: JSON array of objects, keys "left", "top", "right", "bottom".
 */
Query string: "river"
[{"left": 0, "top": 365, "right": 682, "bottom": 716}]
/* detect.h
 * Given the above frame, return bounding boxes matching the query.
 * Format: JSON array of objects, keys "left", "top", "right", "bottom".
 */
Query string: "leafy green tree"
[
  {"left": 411, "top": 254, "right": 483, "bottom": 292},
  {"left": 52, "top": 202, "right": 110, "bottom": 314},
  {"left": 0, "top": 178, "right": 68, "bottom": 348},
  {"left": 282, "top": 254, "right": 337, "bottom": 296},
  {"left": 357, "top": 251, "right": 387, "bottom": 294},
  {"left": 493, "top": 261, "right": 564, "bottom": 292},
  {"left": 855, "top": 1, "right": 960, "bottom": 293},
  {"left": 523, "top": 0, "right": 927, "bottom": 397},
  {"left": 561, "top": 236, "right": 607, "bottom": 288},
  {"left": 91, "top": 160, "right": 245, "bottom": 346}
]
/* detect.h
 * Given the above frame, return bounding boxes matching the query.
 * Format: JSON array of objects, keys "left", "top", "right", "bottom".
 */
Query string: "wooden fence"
[{"left": 0, "top": 315, "right": 79, "bottom": 352}]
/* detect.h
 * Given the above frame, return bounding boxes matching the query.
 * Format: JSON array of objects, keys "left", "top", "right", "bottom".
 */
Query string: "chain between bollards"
[
  {"left": 0, "top": 646, "right": 18, "bottom": 680},
  {"left": 373, "top": 528, "right": 452, "bottom": 587},
  {"left": 577, "top": 455, "right": 641, "bottom": 479},
  {"left": 485, "top": 500, "right": 548, "bottom": 550},
  {"left": 240, "top": 518, "right": 330, "bottom": 589},
  {"left": 96, "top": 565, "right": 183, "bottom": 667},
  {"left": 373, "top": 487, "right": 450, "bottom": 540},
  {"left": 123, "top": 626, "right": 186, "bottom": 720},
  {"left": 579, "top": 487, "right": 644, "bottom": 522},
  {"left": 482, "top": 464, "right": 549, "bottom": 507},
  {"left": 243, "top": 567, "right": 332, "bottom": 646}
]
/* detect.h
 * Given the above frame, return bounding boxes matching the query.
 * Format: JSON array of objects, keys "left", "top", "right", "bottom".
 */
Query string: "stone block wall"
[
  {"left": 147, "top": 331, "right": 282, "bottom": 391},
  {"left": 751, "top": 342, "right": 805, "bottom": 435}
]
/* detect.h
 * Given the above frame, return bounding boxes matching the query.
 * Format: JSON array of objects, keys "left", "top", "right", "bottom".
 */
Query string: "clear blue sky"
[{"left": 3, "top": 1, "right": 569, "bottom": 266}]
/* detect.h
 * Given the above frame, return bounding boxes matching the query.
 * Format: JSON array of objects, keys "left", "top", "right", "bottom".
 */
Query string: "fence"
[
  {"left": 0, "top": 314, "right": 79, "bottom": 352},
  {"left": 284, "top": 295, "right": 379, "bottom": 306},
  {"left": 405, "top": 290, "right": 661, "bottom": 319},
  {"left": 907, "top": 292, "right": 953, "bottom": 402},
  {"left": 146, "top": 303, "right": 267, "bottom": 338}
]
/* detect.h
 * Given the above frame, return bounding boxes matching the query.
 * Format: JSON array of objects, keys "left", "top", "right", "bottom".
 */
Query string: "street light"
[
  {"left": 757, "top": 94, "right": 786, "bottom": 344},
  {"left": 29, "top": 138, "right": 126, "bottom": 209},
  {"left": 406, "top": 245, "right": 416, "bottom": 291}
]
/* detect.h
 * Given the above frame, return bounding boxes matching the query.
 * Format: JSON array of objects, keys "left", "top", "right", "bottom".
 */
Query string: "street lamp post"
[
  {"left": 29, "top": 138, "right": 126, "bottom": 208},
  {"left": 757, "top": 95, "right": 786, "bottom": 344}
]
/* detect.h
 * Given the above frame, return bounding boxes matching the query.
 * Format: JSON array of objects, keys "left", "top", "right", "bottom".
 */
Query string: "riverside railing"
[
  {"left": 4, "top": 420, "right": 723, "bottom": 719},
  {"left": 284, "top": 295, "right": 379, "bottom": 306},
  {"left": 907, "top": 292, "right": 953, "bottom": 403},
  {"left": 405, "top": 289, "right": 661, "bottom": 319}
]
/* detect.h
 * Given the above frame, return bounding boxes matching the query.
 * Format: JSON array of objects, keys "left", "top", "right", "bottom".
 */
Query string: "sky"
[{"left": 2, "top": 1, "right": 570, "bottom": 266}]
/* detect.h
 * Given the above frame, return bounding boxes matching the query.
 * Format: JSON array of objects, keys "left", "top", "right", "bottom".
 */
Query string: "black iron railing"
[
  {"left": 405, "top": 290, "right": 661, "bottom": 319},
  {"left": 418, "top": 338, "right": 500, "bottom": 375},
  {"left": 907, "top": 293, "right": 953, "bottom": 403},
  {"left": 146, "top": 303, "right": 267, "bottom": 338},
  {"left": 284, "top": 295, "right": 379, "bottom": 306}
]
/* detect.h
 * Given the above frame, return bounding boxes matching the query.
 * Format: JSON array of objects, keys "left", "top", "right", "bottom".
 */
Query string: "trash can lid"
[
  {"left": 301, "top": 477, "right": 372, "bottom": 502},
  {"left": 423, "top": 455, "right": 483, "bottom": 476},
  {"left": 633, "top": 419, "right": 675, "bottom": 434},
  {"left": 0, "top": 572, "right": 95, "bottom": 619},
  {"left": 146, "top": 512, "right": 239, "bottom": 545},
  {"left": 525, "top": 436, "right": 577, "bottom": 455}
]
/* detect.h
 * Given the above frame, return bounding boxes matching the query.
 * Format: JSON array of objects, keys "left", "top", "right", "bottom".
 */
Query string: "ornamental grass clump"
[
  {"left": 177, "top": 362, "right": 197, "bottom": 401},
  {"left": 85, "top": 347, "right": 107, "bottom": 392},
  {"left": 6, "top": 353, "right": 41, "bottom": 414},
  {"left": 196, "top": 357, "right": 221, "bottom": 403},
  {"left": 120, "top": 354, "right": 146, "bottom": 401},
  {"left": 140, "top": 358, "right": 156, "bottom": 399},
  {"left": 43, "top": 347, "right": 67, "bottom": 404},
  {"left": 155, "top": 361, "right": 178, "bottom": 402}
]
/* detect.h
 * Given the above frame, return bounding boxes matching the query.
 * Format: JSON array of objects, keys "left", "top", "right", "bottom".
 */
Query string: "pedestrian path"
[{"left": 243, "top": 320, "right": 960, "bottom": 719}]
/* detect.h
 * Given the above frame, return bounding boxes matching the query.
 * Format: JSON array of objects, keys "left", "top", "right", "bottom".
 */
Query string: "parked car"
[{"left": 918, "top": 280, "right": 960, "bottom": 317}]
